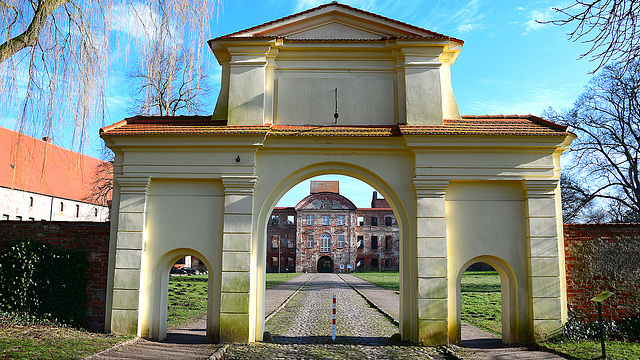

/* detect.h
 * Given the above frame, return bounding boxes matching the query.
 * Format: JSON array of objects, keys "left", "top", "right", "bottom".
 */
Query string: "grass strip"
[
  {"left": 265, "top": 272, "right": 301, "bottom": 289},
  {"left": 0, "top": 324, "right": 133, "bottom": 360},
  {"left": 541, "top": 339, "right": 640, "bottom": 359}
]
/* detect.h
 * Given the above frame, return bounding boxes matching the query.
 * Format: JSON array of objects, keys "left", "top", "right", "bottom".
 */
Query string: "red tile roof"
[
  {"left": 100, "top": 115, "right": 568, "bottom": 137},
  {"left": 1, "top": 127, "right": 111, "bottom": 205},
  {"left": 209, "top": 2, "right": 463, "bottom": 45}
]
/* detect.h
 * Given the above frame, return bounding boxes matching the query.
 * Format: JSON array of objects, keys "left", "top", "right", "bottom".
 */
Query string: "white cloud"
[
  {"left": 524, "top": 8, "right": 553, "bottom": 33},
  {"left": 110, "top": 2, "right": 165, "bottom": 41}
]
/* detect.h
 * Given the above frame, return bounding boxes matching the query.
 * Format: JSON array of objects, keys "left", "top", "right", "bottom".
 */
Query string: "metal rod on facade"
[{"left": 332, "top": 295, "right": 336, "bottom": 341}]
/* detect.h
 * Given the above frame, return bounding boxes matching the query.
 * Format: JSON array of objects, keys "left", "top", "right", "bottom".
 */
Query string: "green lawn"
[
  {"left": 541, "top": 339, "right": 640, "bottom": 360},
  {"left": 351, "top": 271, "right": 400, "bottom": 292},
  {"left": 460, "top": 271, "right": 502, "bottom": 335},
  {"left": 167, "top": 274, "right": 209, "bottom": 328},
  {"left": 266, "top": 272, "right": 301, "bottom": 289},
  {"left": 0, "top": 317, "right": 133, "bottom": 360}
]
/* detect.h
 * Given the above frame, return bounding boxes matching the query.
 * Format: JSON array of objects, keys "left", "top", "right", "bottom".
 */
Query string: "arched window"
[{"left": 321, "top": 233, "right": 331, "bottom": 252}]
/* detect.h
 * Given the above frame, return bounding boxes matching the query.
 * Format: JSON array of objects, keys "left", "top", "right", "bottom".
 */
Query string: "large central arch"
[{"left": 253, "top": 161, "right": 414, "bottom": 342}]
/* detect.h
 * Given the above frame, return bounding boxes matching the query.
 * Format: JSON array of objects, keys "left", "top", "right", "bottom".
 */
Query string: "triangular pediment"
[{"left": 217, "top": 2, "right": 458, "bottom": 42}]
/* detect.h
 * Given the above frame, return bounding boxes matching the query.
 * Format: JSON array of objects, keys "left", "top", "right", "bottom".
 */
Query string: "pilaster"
[
  {"left": 413, "top": 179, "right": 449, "bottom": 345},
  {"left": 400, "top": 45, "right": 444, "bottom": 125},
  {"left": 524, "top": 179, "right": 564, "bottom": 340},
  {"left": 227, "top": 45, "right": 271, "bottom": 125},
  {"left": 219, "top": 176, "right": 258, "bottom": 342},
  {"left": 110, "top": 177, "right": 150, "bottom": 335}
]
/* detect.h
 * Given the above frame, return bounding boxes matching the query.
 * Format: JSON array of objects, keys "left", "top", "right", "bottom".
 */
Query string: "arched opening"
[
  {"left": 149, "top": 249, "right": 215, "bottom": 343},
  {"left": 456, "top": 256, "right": 518, "bottom": 345},
  {"left": 256, "top": 167, "right": 409, "bottom": 343},
  {"left": 317, "top": 255, "right": 334, "bottom": 273}
]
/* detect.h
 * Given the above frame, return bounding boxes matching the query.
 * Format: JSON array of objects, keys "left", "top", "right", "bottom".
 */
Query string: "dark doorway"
[{"left": 317, "top": 256, "right": 334, "bottom": 273}]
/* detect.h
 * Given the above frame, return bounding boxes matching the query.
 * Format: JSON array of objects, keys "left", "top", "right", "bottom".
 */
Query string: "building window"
[
  {"left": 307, "top": 234, "right": 314, "bottom": 248},
  {"left": 16, "top": 216, "right": 22, "bottom": 221},
  {"left": 385, "top": 216, "right": 393, "bottom": 226},
  {"left": 287, "top": 237, "right": 294, "bottom": 248},
  {"left": 28, "top": 217, "right": 35, "bottom": 221},
  {"left": 76, "top": 205, "right": 80, "bottom": 218},
  {"left": 357, "top": 236, "right": 363, "bottom": 249},
  {"left": 338, "top": 215, "right": 345, "bottom": 225},
  {"left": 356, "top": 258, "right": 364, "bottom": 270},
  {"left": 385, "top": 235, "right": 393, "bottom": 250},
  {"left": 29, "top": 197, "right": 33, "bottom": 207},
  {"left": 371, "top": 217, "right": 378, "bottom": 226},
  {"left": 371, "top": 258, "right": 379, "bottom": 269},
  {"left": 60, "top": 202, "right": 64, "bottom": 212},
  {"left": 272, "top": 257, "right": 278, "bottom": 268},
  {"left": 321, "top": 233, "right": 331, "bottom": 252},
  {"left": 287, "top": 215, "right": 295, "bottom": 225},
  {"left": 94, "top": 208, "right": 98, "bottom": 216},
  {"left": 2, "top": 214, "right": 8, "bottom": 220},
  {"left": 385, "top": 259, "right": 392, "bottom": 268},
  {"left": 287, "top": 257, "right": 294, "bottom": 267},
  {"left": 371, "top": 235, "right": 378, "bottom": 249},
  {"left": 271, "top": 215, "right": 279, "bottom": 225},
  {"left": 307, "top": 215, "right": 314, "bottom": 225},
  {"left": 337, "top": 235, "right": 345, "bottom": 248},
  {"left": 271, "top": 235, "right": 279, "bottom": 249},
  {"left": 322, "top": 215, "right": 330, "bottom": 225},
  {"left": 357, "top": 216, "right": 364, "bottom": 226}
]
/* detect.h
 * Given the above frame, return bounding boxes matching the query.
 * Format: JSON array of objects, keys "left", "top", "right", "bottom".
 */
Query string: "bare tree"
[
  {"left": 129, "top": 46, "right": 209, "bottom": 116},
  {"left": 550, "top": 0, "right": 639, "bottom": 73},
  {"left": 1, "top": 0, "right": 219, "bottom": 152},
  {"left": 548, "top": 60, "right": 640, "bottom": 221},
  {"left": 85, "top": 144, "right": 114, "bottom": 207}
]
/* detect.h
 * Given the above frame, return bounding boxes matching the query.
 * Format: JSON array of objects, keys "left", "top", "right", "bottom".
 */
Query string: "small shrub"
[
  {"left": 563, "top": 310, "right": 640, "bottom": 342},
  {"left": 0, "top": 240, "right": 88, "bottom": 327}
]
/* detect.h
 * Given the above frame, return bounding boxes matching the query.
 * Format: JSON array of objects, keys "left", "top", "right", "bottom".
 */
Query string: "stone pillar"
[
  {"left": 524, "top": 179, "right": 564, "bottom": 340},
  {"left": 413, "top": 179, "right": 449, "bottom": 345},
  {"left": 219, "top": 176, "right": 258, "bottom": 342},
  {"left": 110, "top": 177, "right": 150, "bottom": 335}
]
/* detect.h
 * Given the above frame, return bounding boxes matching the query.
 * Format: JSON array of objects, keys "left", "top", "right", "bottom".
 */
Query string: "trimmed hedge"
[{"left": 0, "top": 240, "right": 88, "bottom": 327}]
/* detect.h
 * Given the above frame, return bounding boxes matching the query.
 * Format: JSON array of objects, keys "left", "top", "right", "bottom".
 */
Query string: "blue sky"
[
  {"left": 103, "top": 0, "right": 595, "bottom": 131},
  {"left": 2, "top": 1, "right": 595, "bottom": 207}
]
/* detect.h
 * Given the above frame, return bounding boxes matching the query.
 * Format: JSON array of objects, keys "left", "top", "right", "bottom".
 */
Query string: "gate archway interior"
[
  {"left": 455, "top": 256, "right": 519, "bottom": 344},
  {"left": 317, "top": 256, "right": 334, "bottom": 273},
  {"left": 257, "top": 171, "right": 408, "bottom": 342},
  {"left": 149, "top": 249, "right": 215, "bottom": 342}
]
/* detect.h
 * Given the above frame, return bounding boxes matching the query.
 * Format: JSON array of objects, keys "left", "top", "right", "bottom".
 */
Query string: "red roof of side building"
[
  {"left": 100, "top": 115, "right": 569, "bottom": 137},
  {"left": 0, "top": 127, "right": 111, "bottom": 205}
]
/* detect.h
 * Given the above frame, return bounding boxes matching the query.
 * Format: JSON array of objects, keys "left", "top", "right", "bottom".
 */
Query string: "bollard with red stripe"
[{"left": 332, "top": 295, "right": 336, "bottom": 341}]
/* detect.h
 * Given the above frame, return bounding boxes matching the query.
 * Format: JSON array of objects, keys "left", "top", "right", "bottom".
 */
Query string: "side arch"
[
  {"left": 253, "top": 161, "right": 413, "bottom": 341},
  {"left": 148, "top": 248, "right": 217, "bottom": 342},
  {"left": 454, "top": 256, "right": 519, "bottom": 344}
]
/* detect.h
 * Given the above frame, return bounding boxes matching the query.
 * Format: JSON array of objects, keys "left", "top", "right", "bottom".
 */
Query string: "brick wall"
[
  {"left": 0, "top": 221, "right": 110, "bottom": 332},
  {"left": 564, "top": 223, "right": 640, "bottom": 322}
]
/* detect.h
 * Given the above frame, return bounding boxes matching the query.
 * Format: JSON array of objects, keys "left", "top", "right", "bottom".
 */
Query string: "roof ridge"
[{"left": 209, "top": 2, "right": 463, "bottom": 44}]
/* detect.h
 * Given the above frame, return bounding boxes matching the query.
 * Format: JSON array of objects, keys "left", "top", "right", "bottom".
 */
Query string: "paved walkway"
[
  {"left": 265, "top": 272, "right": 314, "bottom": 317},
  {"left": 90, "top": 272, "right": 566, "bottom": 359},
  {"left": 338, "top": 274, "right": 566, "bottom": 360}
]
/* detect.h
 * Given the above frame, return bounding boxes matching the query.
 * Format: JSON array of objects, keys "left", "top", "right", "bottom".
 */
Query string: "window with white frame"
[
  {"left": 321, "top": 233, "right": 331, "bottom": 252},
  {"left": 337, "top": 234, "right": 345, "bottom": 248},
  {"left": 307, "top": 234, "right": 314, "bottom": 248},
  {"left": 307, "top": 215, "right": 314, "bottom": 225},
  {"left": 323, "top": 215, "right": 330, "bottom": 225},
  {"left": 338, "top": 215, "right": 345, "bottom": 225}
]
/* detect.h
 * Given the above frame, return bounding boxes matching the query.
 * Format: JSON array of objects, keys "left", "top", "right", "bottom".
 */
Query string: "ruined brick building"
[{"left": 267, "top": 181, "right": 399, "bottom": 273}]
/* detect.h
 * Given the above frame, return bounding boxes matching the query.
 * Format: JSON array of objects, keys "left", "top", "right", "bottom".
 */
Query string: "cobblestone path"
[{"left": 224, "top": 273, "right": 450, "bottom": 359}]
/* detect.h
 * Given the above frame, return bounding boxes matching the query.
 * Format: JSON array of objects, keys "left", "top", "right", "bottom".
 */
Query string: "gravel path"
[{"left": 224, "top": 273, "right": 449, "bottom": 359}]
